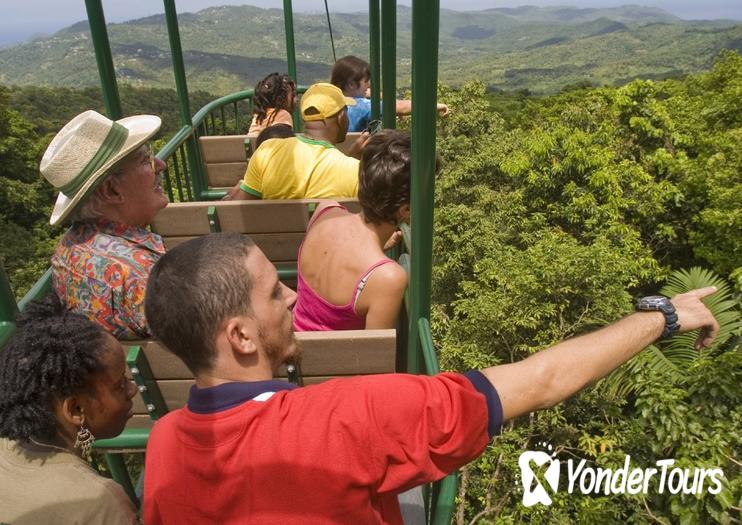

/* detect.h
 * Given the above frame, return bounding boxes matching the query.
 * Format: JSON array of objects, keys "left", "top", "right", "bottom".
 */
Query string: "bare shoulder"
[{"left": 368, "top": 261, "right": 408, "bottom": 291}]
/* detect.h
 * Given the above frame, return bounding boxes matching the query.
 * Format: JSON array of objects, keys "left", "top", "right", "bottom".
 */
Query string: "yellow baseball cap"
[{"left": 300, "top": 83, "right": 357, "bottom": 122}]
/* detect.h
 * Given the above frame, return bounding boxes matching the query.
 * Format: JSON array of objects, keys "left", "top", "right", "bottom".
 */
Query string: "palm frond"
[
  {"left": 660, "top": 266, "right": 741, "bottom": 355},
  {"left": 602, "top": 266, "right": 740, "bottom": 399}
]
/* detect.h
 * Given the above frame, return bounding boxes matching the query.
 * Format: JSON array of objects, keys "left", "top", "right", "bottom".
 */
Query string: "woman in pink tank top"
[{"left": 293, "top": 130, "right": 414, "bottom": 331}]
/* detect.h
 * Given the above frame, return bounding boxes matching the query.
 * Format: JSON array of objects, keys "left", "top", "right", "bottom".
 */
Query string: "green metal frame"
[
  {"left": 84, "top": 0, "right": 122, "bottom": 119},
  {"left": 283, "top": 0, "right": 300, "bottom": 128},
  {"left": 0, "top": 1, "right": 456, "bottom": 521},
  {"left": 381, "top": 0, "right": 397, "bottom": 129},
  {"left": 369, "top": 0, "right": 382, "bottom": 121}
]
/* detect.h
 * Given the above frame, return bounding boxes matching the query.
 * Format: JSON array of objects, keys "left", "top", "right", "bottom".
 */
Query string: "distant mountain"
[{"left": 0, "top": 4, "right": 740, "bottom": 94}]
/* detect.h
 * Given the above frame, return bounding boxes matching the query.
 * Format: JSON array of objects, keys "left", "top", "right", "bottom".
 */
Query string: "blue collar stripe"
[{"left": 187, "top": 380, "right": 298, "bottom": 414}]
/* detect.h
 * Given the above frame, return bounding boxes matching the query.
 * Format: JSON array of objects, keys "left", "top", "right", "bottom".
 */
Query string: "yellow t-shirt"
[{"left": 240, "top": 136, "right": 359, "bottom": 199}]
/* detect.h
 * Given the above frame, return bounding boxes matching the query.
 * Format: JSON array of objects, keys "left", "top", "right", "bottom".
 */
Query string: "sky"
[{"left": 2, "top": 0, "right": 741, "bottom": 47}]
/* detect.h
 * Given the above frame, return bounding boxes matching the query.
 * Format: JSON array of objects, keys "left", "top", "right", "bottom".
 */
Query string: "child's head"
[
  {"left": 331, "top": 56, "right": 371, "bottom": 98},
  {"left": 255, "top": 124, "right": 294, "bottom": 149},
  {"left": 253, "top": 73, "right": 296, "bottom": 125}
]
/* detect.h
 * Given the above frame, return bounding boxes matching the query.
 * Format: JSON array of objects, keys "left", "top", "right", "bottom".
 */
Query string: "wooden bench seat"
[
  {"left": 125, "top": 329, "right": 396, "bottom": 429},
  {"left": 198, "top": 132, "right": 364, "bottom": 189},
  {"left": 151, "top": 199, "right": 361, "bottom": 281}
]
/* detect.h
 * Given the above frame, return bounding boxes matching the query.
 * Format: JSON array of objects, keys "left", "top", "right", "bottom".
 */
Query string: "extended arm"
[
  {"left": 394, "top": 100, "right": 449, "bottom": 116},
  {"left": 482, "top": 287, "right": 719, "bottom": 421}
]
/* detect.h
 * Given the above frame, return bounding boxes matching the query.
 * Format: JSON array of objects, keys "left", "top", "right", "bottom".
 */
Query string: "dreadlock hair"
[
  {"left": 253, "top": 72, "right": 296, "bottom": 127},
  {"left": 0, "top": 293, "right": 108, "bottom": 442}
]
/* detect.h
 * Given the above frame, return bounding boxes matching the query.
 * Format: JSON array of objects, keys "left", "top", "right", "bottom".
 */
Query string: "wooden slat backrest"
[
  {"left": 127, "top": 329, "right": 396, "bottom": 428},
  {"left": 198, "top": 133, "right": 362, "bottom": 188},
  {"left": 199, "top": 135, "right": 256, "bottom": 163},
  {"left": 152, "top": 199, "right": 359, "bottom": 236},
  {"left": 199, "top": 135, "right": 257, "bottom": 188}
]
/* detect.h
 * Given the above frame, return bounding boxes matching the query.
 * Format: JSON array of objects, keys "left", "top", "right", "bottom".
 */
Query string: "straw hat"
[{"left": 40, "top": 110, "right": 162, "bottom": 226}]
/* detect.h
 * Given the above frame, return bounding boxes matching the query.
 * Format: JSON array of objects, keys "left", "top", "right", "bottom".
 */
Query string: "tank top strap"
[
  {"left": 352, "top": 258, "right": 395, "bottom": 311},
  {"left": 306, "top": 203, "right": 348, "bottom": 231}
]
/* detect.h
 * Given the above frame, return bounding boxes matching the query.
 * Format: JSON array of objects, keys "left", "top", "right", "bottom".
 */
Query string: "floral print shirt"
[{"left": 51, "top": 219, "right": 166, "bottom": 340}]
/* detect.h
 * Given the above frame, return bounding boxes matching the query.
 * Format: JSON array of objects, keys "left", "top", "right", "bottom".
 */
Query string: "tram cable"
[{"left": 324, "top": 0, "right": 337, "bottom": 62}]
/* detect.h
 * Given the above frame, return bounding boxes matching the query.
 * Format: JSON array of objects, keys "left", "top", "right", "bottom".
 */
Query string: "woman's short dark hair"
[
  {"left": 331, "top": 56, "right": 370, "bottom": 92},
  {"left": 0, "top": 293, "right": 107, "bottom": 442},
  {"left": 253, "top": 72, "right": 295, "bottom": 126},
  {"left": 358, "top": 130, "right": 412, "bottom": 224}
]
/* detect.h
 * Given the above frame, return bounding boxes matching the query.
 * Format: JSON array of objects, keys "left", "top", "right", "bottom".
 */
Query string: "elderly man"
[
  {"left": 142, "top": 233, "right": 718, "bottom": 525},
  {"left": 41, "top": 110, "right": 168, "bottom": 339},
  {"left": 227, "top": 82, "right": 368, "bottom": 201}
]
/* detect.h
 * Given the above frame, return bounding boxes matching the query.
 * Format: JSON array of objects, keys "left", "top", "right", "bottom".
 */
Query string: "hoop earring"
[{"left": 74, "top": 420, "right": 95, "bottom": 457}]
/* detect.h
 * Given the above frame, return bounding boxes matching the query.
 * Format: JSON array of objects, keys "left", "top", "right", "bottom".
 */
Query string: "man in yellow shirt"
[{"left": 230, "top": 83, "right": 367, "bottom": 200}]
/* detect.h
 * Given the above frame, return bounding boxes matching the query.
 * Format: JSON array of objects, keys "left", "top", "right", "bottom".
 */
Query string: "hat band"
[{"left": 59, "top": 122, "right": 129, "bottom": 196}]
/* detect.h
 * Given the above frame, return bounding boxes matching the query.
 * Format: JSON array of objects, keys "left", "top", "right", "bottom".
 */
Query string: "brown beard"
[{"left": 258, "top": 325, "right": 301, "bottom": 370}]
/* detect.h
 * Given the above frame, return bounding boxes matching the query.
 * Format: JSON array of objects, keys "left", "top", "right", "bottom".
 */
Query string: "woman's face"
[{"left": 79, "top": 334, "right": 136, "bottom": 440}]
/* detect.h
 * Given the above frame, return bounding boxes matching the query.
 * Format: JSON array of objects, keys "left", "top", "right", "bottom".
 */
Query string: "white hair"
[{"left": 67, "top": 167, "right": 126, "bottom": 223}]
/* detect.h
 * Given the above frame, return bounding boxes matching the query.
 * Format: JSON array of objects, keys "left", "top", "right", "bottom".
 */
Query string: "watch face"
[
  {"left": 637, "top": 296, "right": 675, "bottom": 314},
  {"left": 641, "top": 296, "right": 667, "bottom": 306}
]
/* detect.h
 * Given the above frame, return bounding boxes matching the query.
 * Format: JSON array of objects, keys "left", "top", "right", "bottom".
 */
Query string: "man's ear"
[
  {"left": 225, "top": 317, "right": 258, "bottom": 356},
  {"left": 95, "top": 176, "right": 125, "bottom": 204}
]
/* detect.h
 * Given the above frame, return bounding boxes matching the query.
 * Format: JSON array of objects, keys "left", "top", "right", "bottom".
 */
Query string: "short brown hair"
[
  {"left": 331, "top": 56, "right": 370, "bottom": 92},
  {"left": 358, "top": 130, "right": 412, "bottom": 224},
  {"left": 145, "top": 233, "right": 256, "bottom": 373}
]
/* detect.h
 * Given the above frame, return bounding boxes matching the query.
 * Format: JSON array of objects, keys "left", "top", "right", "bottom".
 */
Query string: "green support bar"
[
  {"left": 407, "top": 0, "right": 440, "bottom": 375},
  {"left": 207, "top": 206, "right": 221, "bottom": 233},
  {"left": 369, "top": 0, "right": 381, "bottom": 121},
  {"left": 0, "top": 267, "right": 19, "bottom": 348},
  {"left": 105, "top": 453, "right": 139, "bottom": 506},
  {"left": 380, "top": 0, "right": 397, "bottom": 129},
  {"left": 163, "top": 0, "right": 206, "bottom": 201},
  {"left": 283, "top": 0, "right": 301, "bottom": 128},
  {"left": 84, "top": 0, "right": 122, "bottom": 119}
]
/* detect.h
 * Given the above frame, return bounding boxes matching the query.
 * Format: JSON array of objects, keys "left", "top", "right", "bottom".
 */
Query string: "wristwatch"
[{"left": 636, "top": 296, "right": 681, "bottom": 339}]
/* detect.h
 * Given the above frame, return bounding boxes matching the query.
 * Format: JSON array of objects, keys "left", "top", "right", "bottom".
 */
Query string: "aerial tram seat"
[{"left": 198, "top": 132, "right": 365, "bottom": 190}]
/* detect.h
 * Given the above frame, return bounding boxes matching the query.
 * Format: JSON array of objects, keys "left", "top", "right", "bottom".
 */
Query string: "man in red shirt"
[{"left": 143, "top": 233, "right": 718, "bottom": 525}]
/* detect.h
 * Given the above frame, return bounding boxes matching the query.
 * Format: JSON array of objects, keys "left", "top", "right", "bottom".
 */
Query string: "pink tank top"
[{"left": 292, "top": 205, "right": 393, "bottom": 331}]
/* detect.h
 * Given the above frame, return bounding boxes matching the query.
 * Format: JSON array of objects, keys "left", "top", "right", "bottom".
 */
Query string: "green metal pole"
[
  {"left": 283, "top": 0, "right": 301, "bottom": 128},
  {"left": 162, "top": 0, "right": 205, "bottom": 200},
  {"left": 380, "top": 0, "right": 396, "bottom": 129},
  {"left": 84, "top": 0, "right": 122, "bottom": 119},
  {"left": 0, "top": 266, "right": 19, "bottom": 347},
  {"left": 369, "top": 0, "right": 381, "bottom": 121},
  {"left": 407, "top": 0, "right": 440, "bottom": 375},
  {"left": 105, "top": 453, "right": 138, "bottom": 506}
]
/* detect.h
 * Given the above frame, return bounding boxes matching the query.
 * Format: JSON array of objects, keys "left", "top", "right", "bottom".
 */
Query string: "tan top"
[
  {"left": 248, "top": 108, "right": 293, "bottom": 134},
  {"left": 0, "top": 437, "right": 138, "bottom": 525}
]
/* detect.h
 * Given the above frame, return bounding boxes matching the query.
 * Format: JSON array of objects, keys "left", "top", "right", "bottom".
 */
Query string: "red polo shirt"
[{"left": 144, "top": 372, "right": 501, "bottom": 524}]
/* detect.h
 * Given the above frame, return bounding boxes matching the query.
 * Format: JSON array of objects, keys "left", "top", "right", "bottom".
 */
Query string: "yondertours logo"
[{"left": 518, "top": 443, "right": 725, "bottom": 507}]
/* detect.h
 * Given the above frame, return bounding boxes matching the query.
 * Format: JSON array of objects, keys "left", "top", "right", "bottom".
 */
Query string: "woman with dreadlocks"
[
  {"left": 248, "top": 72, "right": 296, "bottom": 134},
  {"left": 0, "top": 293, "right": 138, "bottom": 524}
]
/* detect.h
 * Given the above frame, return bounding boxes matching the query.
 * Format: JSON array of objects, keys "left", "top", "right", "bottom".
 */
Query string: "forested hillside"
[
  {"left": 0, "top": 50, "right": 739, "bottom": 523},
  {"left": 1, "top": 5, "right": 740, "bottom": 93},
  {"left": 432, "top": 51, "right": 740, "bottom": 523}
]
